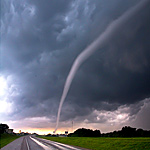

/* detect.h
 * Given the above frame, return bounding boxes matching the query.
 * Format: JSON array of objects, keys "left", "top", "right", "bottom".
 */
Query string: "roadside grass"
[
  {"left": 39, "top": 136, "right": 150, "bottom": 150},
  {"left": 0, "top": 134, "right": 20, "bottom": 148}
]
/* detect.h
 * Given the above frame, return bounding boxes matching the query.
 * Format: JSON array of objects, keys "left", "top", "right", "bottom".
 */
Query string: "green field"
[
  {"left": 0, "top": 134, "right": 20, "bottom": 148},
  {"left": 40, "top": 137, "right": 150, "bottom": 150}
]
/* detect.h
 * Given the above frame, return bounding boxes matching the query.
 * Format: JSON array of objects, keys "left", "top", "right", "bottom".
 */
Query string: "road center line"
[{"left": 26, "top": 137, "right": 30, "bottom": 150}]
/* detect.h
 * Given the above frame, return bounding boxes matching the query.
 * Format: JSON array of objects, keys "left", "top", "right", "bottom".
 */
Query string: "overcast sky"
[{"left": 0, "top": 0, "right": 150, "bottom": 134}]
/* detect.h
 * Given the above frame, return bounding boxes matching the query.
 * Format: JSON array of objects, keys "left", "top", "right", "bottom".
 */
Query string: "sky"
[{"left": 0, "top": 0, "right": 150, "bottom": 134}]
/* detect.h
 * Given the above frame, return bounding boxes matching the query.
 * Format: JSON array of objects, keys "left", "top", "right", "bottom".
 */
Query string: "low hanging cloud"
[{"left": 1, "top": 0, "right": 150, "bottom": 131}]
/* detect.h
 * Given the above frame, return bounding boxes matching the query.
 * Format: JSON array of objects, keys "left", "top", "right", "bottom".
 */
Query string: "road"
[{"left": 1, "top": 136, "right": 84, "bottom": 150}]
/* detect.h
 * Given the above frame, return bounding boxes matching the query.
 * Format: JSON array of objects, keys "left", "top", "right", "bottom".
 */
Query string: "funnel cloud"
[{"left": 54, "top": 0, "right": 149, "bottom": 132}]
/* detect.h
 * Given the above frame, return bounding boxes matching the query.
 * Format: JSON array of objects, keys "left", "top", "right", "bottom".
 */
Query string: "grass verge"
[
  {"left": 0, "top": 134, "right": 20, "bottom": 148},
  {"left": 39, "top": 136, "right": 150, "bottom": 150}
]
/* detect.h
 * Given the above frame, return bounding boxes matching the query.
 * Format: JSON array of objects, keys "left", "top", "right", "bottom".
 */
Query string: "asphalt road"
[{"left": 1, "top": 136, "right": 83, "bottom": 150}]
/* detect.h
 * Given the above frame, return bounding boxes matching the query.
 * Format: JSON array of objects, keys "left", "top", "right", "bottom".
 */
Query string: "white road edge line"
[
  {"left": 37, "top": 137, "right": 81, "bottom": 150},
  {"left": 51, "top": 140, "right": 81, "bottom": 150},
  {"left": 30, "top": 136, "right": 52, "bottom": 150},
  {"left": 26, "top": 137, "right": 30, "bottom": 150}
]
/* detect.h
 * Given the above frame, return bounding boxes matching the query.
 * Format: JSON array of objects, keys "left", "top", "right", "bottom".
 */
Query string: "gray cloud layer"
[{"left": 1, "top": 0, "right": 150, "bottom": 130}]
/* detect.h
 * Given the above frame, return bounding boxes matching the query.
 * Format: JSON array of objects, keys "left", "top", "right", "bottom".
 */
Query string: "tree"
[
  {"left": 121, "top": 126, "right": 136, "bottom": 137},
  {"left": 68, "top": 128, "right": 101, "bottom": 137},
  {"left": 0, "top": 124, "right": 9, "bottom": 134}
]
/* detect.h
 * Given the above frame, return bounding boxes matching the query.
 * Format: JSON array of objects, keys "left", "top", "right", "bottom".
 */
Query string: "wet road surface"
[{"left": 1, "top": 136, "right": 83, "bottom": 150}]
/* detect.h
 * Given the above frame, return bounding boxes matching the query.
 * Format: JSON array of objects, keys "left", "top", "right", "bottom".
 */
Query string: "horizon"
[{"left": 2, "top": 122, "right": 150, "bottom": 135}]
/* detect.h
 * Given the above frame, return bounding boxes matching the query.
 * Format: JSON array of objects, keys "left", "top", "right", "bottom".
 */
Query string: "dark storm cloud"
[{"left": 1, "top": 0, "right": 150, "bottom": 129}]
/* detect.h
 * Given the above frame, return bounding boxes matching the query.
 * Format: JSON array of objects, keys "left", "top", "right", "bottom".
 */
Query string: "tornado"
[{"left": 54, "top": 0, "right": 149, "bottom": 133}]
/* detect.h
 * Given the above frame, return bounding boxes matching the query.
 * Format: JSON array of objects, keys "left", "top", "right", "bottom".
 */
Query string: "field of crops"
[
  {"left": 0, "top": 134, "right": 20, "bottom": 148},
  {"left": 41, "top": 137, "right": 150, "bottom": 150}
]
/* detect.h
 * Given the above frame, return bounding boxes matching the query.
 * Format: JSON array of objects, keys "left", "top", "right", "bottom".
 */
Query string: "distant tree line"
[
  {"left": 68, "top": 128, "right": 101, "bottom": 137},
  {"left": 46, "top": 134, "right": 58, "bottom": 137},
  {"left": 102, "top": 126, "right": 150, "bottom": 137},
  {"left": 68, "top": 126, "right": 150, "bottom": 137}
]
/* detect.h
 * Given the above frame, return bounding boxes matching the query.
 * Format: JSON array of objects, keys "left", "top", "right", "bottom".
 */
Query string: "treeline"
[
  {"left": 68, "top": 126, "right": 150, "bottom": 137},
  {"left": 102, "top": 126, "right": 150, "bottom": 137},
  {"left": 68, "top": 128, "right": 101, "bottom": 137}
]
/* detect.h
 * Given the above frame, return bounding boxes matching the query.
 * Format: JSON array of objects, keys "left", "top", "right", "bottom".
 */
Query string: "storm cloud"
[{"left": 1, "top": 0, "right": 150, "bottom": 133}]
